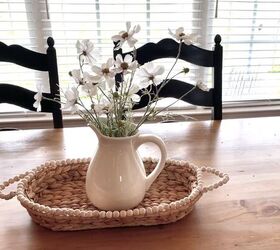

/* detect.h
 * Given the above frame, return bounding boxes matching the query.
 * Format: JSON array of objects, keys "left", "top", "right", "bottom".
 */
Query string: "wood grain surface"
[{"left": 1, "top": 117, "right": 280, "bottom": 250}]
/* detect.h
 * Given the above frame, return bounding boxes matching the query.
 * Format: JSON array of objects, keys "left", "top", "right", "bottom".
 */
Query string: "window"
[
  {"left": 1, "top": 0, "right": 280, "bottom": 114},
  {"left": 209, "top": 0, "right": 280, "bottom": 101}
]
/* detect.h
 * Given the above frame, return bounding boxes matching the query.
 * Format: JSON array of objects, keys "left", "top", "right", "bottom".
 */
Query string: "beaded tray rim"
[
  {"left": 18, "top": 158, "right": 202, "bottom": 218},
  {"left": 1, "top": 158, "right": 229, "bottom": 231}
]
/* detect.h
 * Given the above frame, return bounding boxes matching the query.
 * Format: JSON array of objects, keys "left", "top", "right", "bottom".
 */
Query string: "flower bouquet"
[
  {"left": 33, "top": 22, "right": 211, "bottom": 210},
  {"left": 34, "top": 22, "right": 208, "bottom": 137}
]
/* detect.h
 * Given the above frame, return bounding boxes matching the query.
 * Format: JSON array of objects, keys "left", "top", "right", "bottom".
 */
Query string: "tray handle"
[
  {"left": 199, "top": 166, "right": 229, "bottom": 193},
  {"left": 0, "top": 171, "right": 30, "bottom": 200}
]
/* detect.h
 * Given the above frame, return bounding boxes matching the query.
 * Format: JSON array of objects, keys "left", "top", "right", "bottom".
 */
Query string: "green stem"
[
  {"left": 76, "top": 99, "right": 100, "bottom": 127},
  {"left": 141, "top": 42, "right": 183, "bottom": 119},
  {"left": 42, "top": 96, "right": 65, "bottom": 105},
  {"left": 98, "top": 86, "right": 111, "bottom": 102},
  {"left": 157, "top": 41, "right": 183, "bottom": 94},
  {"left": 129, "top": 91, "right": 153, "bottom": 135},
  {"left": 79, "top": 54, "right": 84, "bottom": 74}
]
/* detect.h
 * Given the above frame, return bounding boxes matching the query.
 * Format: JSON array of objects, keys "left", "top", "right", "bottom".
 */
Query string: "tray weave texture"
[{"left": 0, "top": 158, "right": 229, "bottom": 231}]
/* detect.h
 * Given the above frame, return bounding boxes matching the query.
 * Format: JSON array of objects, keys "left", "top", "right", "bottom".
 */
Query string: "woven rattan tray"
[{"left": 0, "top": 158, "right": 229, "bottom": 231}]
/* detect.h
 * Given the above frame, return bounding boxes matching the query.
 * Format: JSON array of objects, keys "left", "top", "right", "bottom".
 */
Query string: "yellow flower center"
[
  {"left": 122, "top": 32, "right": 129, "bottom": 39},
  {"left": 121, "top": 62, "right": 129, "bottom": 70},
  {"left": 102, "top": 68, "right": 110, "bottom": 74}
]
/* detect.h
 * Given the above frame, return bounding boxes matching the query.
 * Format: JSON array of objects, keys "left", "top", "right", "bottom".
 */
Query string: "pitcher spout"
[{"left": 88, "top": 123, "right": 103, "bottom": 140}]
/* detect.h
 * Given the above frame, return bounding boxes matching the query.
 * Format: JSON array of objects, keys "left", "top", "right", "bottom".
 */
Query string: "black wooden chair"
[
  {"left": 114, "top": 35, "right": 223, "bottom": 120},
  {"left": 0, "top": 37, "right": 63, "bottom": 128}
]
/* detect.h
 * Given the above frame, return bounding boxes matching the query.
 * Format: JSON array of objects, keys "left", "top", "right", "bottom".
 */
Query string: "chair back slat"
[
  {"left": 0, "top": 42, "right": 48, "bottom": 71},
  {"left": 0, "top": 84, "right": 55, "bottom": 112},
  {"left": 123, "top": 38, "right": 214, "bottom": 67}
]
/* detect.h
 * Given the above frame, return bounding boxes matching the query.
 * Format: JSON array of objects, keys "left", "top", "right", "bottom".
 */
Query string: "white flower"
[
  {"left": 128, "top": 84, "right": 140, "bottom": 102},
  {"left": 91, "top": 58, "right": 116, "bottom": 90},
  {"left": 136, "top": 62, "right": 165, "bottom": 88},
  {"left": 76, "top": 39, "right": 99, "bottom": 65},
  {"left": 121, "top": 81, "right": 140, "bottom": 103},
  {"left": 81, "top": 72, "right": 101, "bottom": 96},
  {"left": 69, "top": 69, "right": 83, "bottom": 85},
  {"left": 168, "top": 27, "right": 198, "bottom": 45},
  {"left": 92, "top": 96, "right": 113, "bottom": 115},
  {"left": 33, "top": 83, "right": 43, "bottom": 112},
  {"left": 196, "top": 81, "right": 209, "bottom": 92},
  {"left": 70, "top": 70, "right": 100, "bottom": 96},
  {"left": 63, "top": 86, "right": 79, "bottom": 112},
  {"left": 112, "top": 22, "right": 141, "bottom": 50},
  {"left": 114, "top": 54, "right": 138, "bottom": 74},
  {"left": 128, "top": 88, "right": 140, "bottom": 103}
]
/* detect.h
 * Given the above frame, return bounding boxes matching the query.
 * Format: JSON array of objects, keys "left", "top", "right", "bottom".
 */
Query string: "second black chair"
[{"left": 114, "top": 35, "right": 223, "bottom": 120}]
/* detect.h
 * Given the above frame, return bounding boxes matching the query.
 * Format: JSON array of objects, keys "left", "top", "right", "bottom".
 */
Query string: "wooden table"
[{"left": 1, "top": 117, "right": 280, "bottom": 250}]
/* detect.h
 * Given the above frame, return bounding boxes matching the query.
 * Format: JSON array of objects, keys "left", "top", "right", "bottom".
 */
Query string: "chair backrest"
[
  {"left": 0, "top": 37, "right": 63, "bottom": 128},
  {"left": 114, "top": 35, "right": 223, "bottom": 120}
]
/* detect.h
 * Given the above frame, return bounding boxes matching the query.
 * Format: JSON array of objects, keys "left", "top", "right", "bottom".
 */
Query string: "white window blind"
[
  {"left": 0, "top": 0, "right": 36, "bottom": 91},
  {"left": 43, "top": 0, "right": 202, "bottom": 87},
  {"left": 208, "top": 0, "right": 280, "bottom": 101},
  {"left": 1, "top": 0, "right": 280, "bottom": 114}
]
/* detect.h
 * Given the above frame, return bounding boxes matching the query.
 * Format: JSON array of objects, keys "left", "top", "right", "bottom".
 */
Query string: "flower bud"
[
  {"left": 182, "top": 67, "right": 189, "bottom": 74},
  {"left": 113, "top": 92, "right": 119, "bottom": 98}
]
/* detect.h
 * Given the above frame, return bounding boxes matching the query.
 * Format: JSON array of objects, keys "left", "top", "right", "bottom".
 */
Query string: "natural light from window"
[{"left": 0, "top": 0, "right": 280, "bottom": 114}]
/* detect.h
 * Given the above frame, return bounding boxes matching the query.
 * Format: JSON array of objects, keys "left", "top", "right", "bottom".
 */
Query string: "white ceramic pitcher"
[{"left": 86, "top": 126, "right": 167, "bottom": 211}]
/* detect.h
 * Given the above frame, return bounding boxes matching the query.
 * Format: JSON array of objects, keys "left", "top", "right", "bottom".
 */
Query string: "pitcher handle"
[{"left": 134, "top": 134, "right": 167, "bottom": 191}]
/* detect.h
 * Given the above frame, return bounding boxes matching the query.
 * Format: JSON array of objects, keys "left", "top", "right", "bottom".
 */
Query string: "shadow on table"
[{"left": 24, "top": 207, "right": 204, "bottom": 250}]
